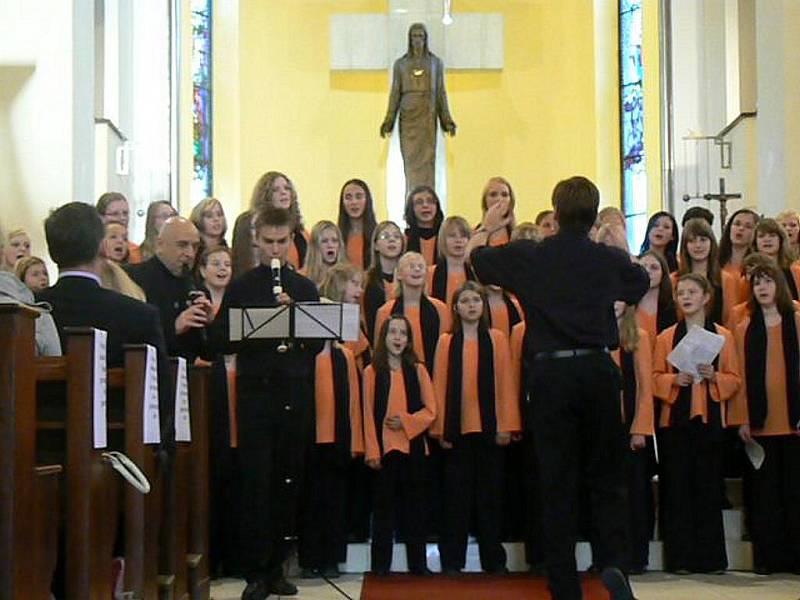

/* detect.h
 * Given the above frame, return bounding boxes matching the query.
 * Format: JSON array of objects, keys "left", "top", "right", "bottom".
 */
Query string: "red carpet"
[{"left": 361, "top": 573, "right": 610, "bottom": 599}]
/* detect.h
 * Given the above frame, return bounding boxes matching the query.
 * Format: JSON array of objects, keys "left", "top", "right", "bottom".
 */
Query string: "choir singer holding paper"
[{"left": 208, "top": 207, "right": 322, "bottom": 600}]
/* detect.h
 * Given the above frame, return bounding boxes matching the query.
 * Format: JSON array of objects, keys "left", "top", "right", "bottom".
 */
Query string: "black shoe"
[
  {"left": 269, "top": 576, "right": 298, "bottom": 596},
  {"left": 442, "top": 567, "right": 461, "bottom": 576},
  {"left": 409, "top": 566, "right": 432, "bottom": 576},
  {"left": 369, "top": 568, "right": 389, "bottom": 576},
  {"left": 321, "top": 565, "right": 341, "bottom": 579},
  {"left": 241, "top": 580, "right": 270, "bottom": 600},
  {"left": 600, "top": 567, "right": 636, "bottom": 600}
]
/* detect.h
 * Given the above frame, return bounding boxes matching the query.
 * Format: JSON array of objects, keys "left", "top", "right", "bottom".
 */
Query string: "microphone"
[
  {"left": 270, "top": 258, "right": 283, "bottom": 297},
  {"left": 183, "top": 266, "right": 208, "bottom": 344}
]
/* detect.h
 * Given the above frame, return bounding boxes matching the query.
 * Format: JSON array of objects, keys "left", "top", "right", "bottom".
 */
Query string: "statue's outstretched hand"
[
  {"left": 444, "top": 121, "right": 457, "bottom": 136},
  {"left": 380, "top": 121, "right": 393, "bottom": 137}
]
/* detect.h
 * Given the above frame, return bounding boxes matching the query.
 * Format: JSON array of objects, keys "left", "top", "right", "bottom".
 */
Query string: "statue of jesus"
[{"left": 380, "top": 23, "right": 457, "bottom": 194}]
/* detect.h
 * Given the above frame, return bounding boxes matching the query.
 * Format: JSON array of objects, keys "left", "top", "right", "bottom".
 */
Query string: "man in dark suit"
[
  {"left": 125, "top": 216, "right": 212, "bottom": 361},
  {"left": 37, "top": 201, "right": 173, "bottom": 440}
]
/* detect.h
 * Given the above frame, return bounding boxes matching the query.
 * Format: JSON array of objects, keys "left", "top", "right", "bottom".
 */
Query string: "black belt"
[{"left": 532, "top": 347, "right": 609, "bottom": 361}]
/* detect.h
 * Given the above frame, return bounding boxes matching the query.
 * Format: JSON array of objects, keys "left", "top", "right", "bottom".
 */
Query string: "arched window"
[{"left": 191, "top": 0, "right": 213, "bottom": 202}]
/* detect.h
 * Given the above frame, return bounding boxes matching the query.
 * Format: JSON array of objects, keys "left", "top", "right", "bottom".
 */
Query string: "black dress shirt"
[{"left": 470, "top": 230, "right": 649, "bottom": 357}]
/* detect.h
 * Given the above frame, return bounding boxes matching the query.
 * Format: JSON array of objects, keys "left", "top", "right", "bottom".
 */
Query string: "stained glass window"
[
  {"left": 191, "top": 0, "right": 212, "bottom": 202},
  {"left": 619, "top": 0, "right": 648, "bottom": 251}
]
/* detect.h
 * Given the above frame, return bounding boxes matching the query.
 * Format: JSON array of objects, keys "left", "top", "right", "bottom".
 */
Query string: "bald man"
[{"left": 126, "top": 216, "right": 212, "bottom": 360}]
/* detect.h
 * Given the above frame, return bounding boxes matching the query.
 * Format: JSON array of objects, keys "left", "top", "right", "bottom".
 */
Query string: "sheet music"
[
  {"left": 229, "top": 306, "right": 291, "bottom": 341},
  {"left": 142, "top": 344, "right": 161, "bottom": 444},
  {"left": 294, "top": 302, "right": 342, "bottom": 339},
  {"left": 667, "top": 325, "right": 726, "bottom": 383},
  {"left": 174, "top": 357, "right": 192, "bottom": 442},
  {"left": 93, "top": 329, "right": 108, "bottom": 449},
  {"left": 341, "top": 303, "right": 361, "bottom": 341}
]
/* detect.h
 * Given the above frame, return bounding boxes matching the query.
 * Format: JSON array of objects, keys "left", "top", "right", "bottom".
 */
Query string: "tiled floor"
[{"left": 210, "top": 572, "right": 800, "bottom": 599}]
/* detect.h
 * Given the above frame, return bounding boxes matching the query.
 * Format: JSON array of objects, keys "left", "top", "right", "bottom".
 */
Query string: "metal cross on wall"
[{"left": 703, "top": 177, "right": 742, "bottom": 230}]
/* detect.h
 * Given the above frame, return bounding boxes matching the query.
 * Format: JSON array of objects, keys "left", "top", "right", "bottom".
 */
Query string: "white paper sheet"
[
  {"left": 341, "top": 303, "right": 361, "bottom": 341},
  {"left": 229, "top": 307, "right": 291, "bottom": 341},
  {"left": 294, "top": 302, "right": 343, "bottom": 339},
  {"left": 142, "top": 344, "right": 161, "bottom": 444},
  {"left": 667, "top": 325, "right": 726, "bottom": 383},
  {"left": 93, "top": 329, "right": 108, "bottom": 449},
  {"left": 745, "top": 439, "right": 765, "bottom": 470},
  {"left": 174, "top": 357, "right": 191, "bottom": 442}
]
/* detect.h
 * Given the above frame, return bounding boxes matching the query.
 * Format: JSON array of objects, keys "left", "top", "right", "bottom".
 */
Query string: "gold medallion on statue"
[{"left": 413, "top": 69, "right": 425, "bottom": 77}]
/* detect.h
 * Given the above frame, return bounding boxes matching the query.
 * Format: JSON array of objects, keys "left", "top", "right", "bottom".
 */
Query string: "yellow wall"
[{"left": 207, "top": 0, "right": 628, "bottom": 228}]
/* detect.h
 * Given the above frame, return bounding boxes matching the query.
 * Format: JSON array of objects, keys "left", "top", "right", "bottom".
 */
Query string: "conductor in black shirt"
[
  {"left": 468, "top": 176, "right": 648, "bottom": 600},
  {"left": 209, "top": 207, "right": 322, "bottom": 600}
]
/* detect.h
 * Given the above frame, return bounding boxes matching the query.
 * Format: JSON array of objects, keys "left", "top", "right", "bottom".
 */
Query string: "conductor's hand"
[
  {"left": 496, "top": 432, "right": 511, "bottom": 446},
  {"left": 366, "top": 458, "right": 381, "bottom": 470},
  {"left": 482, "top": 198, "right": 512, "bottom": 235},
  {"left": 276, "top": 292, "right": 292, "bottom": 306},
  {"left": 738, "top": 424, "right": 752, "bottom": 443},
  {"left": 439, "top": 439, "right": 453, "bottom": 450},
  {"left": 380, "top": 120, "right": 393, "bottom": 138},
  {"left": 697, "top": 363, "right": 716, "bottom": 382},
  {"left": 630, "top": 434, "right": 646, "bottom": 451},
  {"left": 175, "top": 303, "right": 210, "bottom": 335},
  {"left": 674, "top": 372, "right": 694, "bottom": 387},
  {"left": 385, "top": 415, "right": 403, "bottom": 431}
]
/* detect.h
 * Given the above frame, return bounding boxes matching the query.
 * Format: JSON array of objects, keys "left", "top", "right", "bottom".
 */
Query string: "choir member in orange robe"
[
  {"left": 431, "top": 282, "right": 520, "bottom": 574},
  {"left": 729, "top": 262, "right": 800, "bottom": 574},
  {"left": 754, "top": 218, "right": 800, "bottom": 300},
  {"left": 427, "top": 216, "right": 474, "bottom": 307},
  {"left": 319, "top": 263, "right": 374, "bottom": 541},
  {"left": 776, "top": 210, "right": 800, "bottom": 261},
  {"left": 635, "top": 251, "right": 677, "bottom": 351},
  {"left": 249, "top": 170, "right": 309, "bottom": 269},
  {"left": 612, "top": 302, "right": 655, "bottom": 574},
  {"left": 404, "top": 185, "right": 444, "bottom": 266},
  {"left": 652, "top": 273, "right": 741, "bottom": 574},
  {"left": 486, "top": 284, "right": 523, "bottom": 340},
  {"left": 303, "top": 221, "right": 345, "bottom": 288},
  {"left": 718, "top": 208, "right": 759, "bottom": 303},
  {"left": 363, "top": 315, "right": 436, "bottom": 575},
  {"left": 363, "top": 221, "right": 405, "bottom": 340},
  {"left": 672, "top": 218, "right": 738, "bottom": 328},
  {"left": 479, "top": 177, "right": 516, "bottom": 246},
  {"left": 337, "top": 178, "right": 377, "bottom": 270},
  {"left": 639, "top": 211, "right": 679, "bottom": 272},
  {"left": 374, "top": 252, "right": 450, "bottom": 373},
  {"left": 299, "top": 341, "right": 363, "bottom": 578}
]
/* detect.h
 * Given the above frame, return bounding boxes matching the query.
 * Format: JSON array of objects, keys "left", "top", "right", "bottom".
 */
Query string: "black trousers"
[
  {"left": 345, "top": 460, "right": 373, "bottom": 542},
  {"left": 658, "top": 420, "right": 727, "bottom": 572},
  {"left": 502, "top": 440, "right": 527, "bottom": 542},
  {"left": 749, "top": 435, "right": 800, "bottom": 572},
  {"left": 440, "top": 433, "right": 507, "bottom": 572},
  {"left": 237, "top": 375, "right": 314, "bottom": 585},
  {"left": 626, "top": 439, "right": 655, "bottom": 570},
  {"left": 298, "top": 443, "right": 349, "bottom": 569},
  {"left": 371, "top": 450, "right": 428, "bottom": 573},
  {"left": 528, "top": 353, "right": 630, "bottom": 600}
]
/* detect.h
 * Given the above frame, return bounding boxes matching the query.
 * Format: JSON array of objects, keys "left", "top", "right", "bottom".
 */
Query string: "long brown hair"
[
  {"left": 639, "top": 250, "right": 673, "bottom": 308},
  {"left": 755, "top": 218, "right": 794, "bottom": 269},
  {"left": 678, "top": 218, "right": 721, "bottom": 286},
  {"left": 250, "top": 171, "right": 305, "bottom": 233},
  {"left": 718, "top": 208, "right": 758, "bottom": 268},
  {"left": 372, "top": 315, "right": 419, "bottom": 372},
  {"left": 747, "top": 262, "right": 794, "bottom": 316},
  {"left": 618, "top": 305, "right": 640, "bottom": 353},
  {"left": 450, "top": 281, "right": 489, "bottom": 333},
  {"left": 337, "top": 178, "right": 377, "bottom": 267}
]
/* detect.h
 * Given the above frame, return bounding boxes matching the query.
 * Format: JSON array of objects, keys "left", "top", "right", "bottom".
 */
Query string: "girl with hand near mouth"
[
  {"left": 431, "top": 281, "right": 518, "bottom": 575},
  {"left": 674, "top": 219, "right": 738, "bottom": 328},
  {"left": 480, "top": 177, "right": 516, "bottom": 246},
  {"left": 753, "top": 218, "right": 800, "bottom": 300},
  {"left": 404, "top": 185, "right": 444, "bottom": 266},
  {"left": 427, "top": 216, "right": 474, "bottom": 307},
  {"left": 728, "top": 262, "right": 800, "bottom": 575},
  {"left": 718, "top": 208, "right": 758, "bottom": 303},
  {"left": 652, "top": 273, "right": 741, "bottom": 575},
  {"left": 304, "top": 221, "right": 345, "bottom": 288},
  {"left": 639, "top": 212, "right": 679, "bottom": 273},
  {"left": 611, "top": 301, "right": 655, "bottom": 574},
  {"left": 364, "top": 221, "right": 406, "bottom": 340},
  {"left": 337, "top": 179, "right": 377, "bottom": 270},
  {"left": 373, "top": 251, "right": 450, "bottom": 374},
  {"left": 635, "top": 250, "right": 677, "bottom": 349},
  {"left": 362, "top": 315, "right": 436, "bottom": 576}
]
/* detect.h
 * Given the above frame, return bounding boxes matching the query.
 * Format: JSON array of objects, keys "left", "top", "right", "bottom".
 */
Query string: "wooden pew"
[
  {"left": 187, "top": 365, "right": 211, "bottom": 600},
  {"left": 0, "top": 305, "right": 62, "bottom": 600}
]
